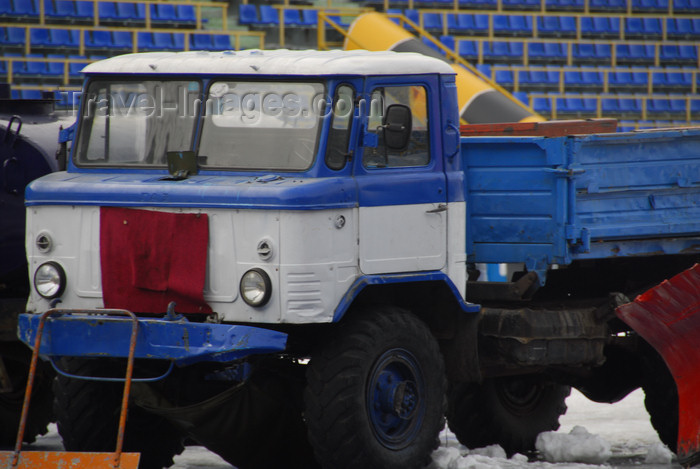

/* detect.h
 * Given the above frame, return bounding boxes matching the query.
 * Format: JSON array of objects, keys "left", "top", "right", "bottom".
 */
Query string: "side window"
[
  {"left": 325, "top": 84, "right": 354, "bottom": 170},
  {"left": 363, "top": 85, "right": 430, "bottom": 169}
]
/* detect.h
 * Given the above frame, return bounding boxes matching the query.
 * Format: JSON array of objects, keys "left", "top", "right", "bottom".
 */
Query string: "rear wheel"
[
  {"left": 447, "top": 376, "right": 570, "bottom": 455},
  {"left": 304, "top": 308, "right": 446, "bottom": 469},
  {"left": 53, "top": 358, "right": 184, "bottom": 469}
]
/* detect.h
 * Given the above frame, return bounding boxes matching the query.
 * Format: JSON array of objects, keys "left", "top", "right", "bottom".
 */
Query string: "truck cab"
[{"left": 25, "top": 50, "right": 469, "bottom": 325}]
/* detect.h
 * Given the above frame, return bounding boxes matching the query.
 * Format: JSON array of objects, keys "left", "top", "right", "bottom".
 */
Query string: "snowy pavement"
[{"left": 30, "top": 388, "right": 682, "bottom": 469}]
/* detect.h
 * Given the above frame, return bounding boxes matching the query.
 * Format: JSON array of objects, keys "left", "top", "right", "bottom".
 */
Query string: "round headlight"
[
  {"left": 34, "top": 262, "right": 66, "bottom": 299},
  {"left": 240, "top": 268, "right": 271, "bottom": 307}
]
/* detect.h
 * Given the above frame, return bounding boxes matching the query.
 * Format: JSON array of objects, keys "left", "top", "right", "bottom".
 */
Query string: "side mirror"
[{"left": 382, "top": 104, "right": 412, "bottom": 151}]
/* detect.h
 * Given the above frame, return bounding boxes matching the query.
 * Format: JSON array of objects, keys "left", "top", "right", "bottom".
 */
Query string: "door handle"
[{"left": 426, "top": 204, "right": 447, "bottom": 214}]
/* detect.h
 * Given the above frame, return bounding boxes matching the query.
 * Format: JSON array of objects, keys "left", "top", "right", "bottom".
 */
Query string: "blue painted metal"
[
  {"left": 17, "top": 313, "right": 288, "bottom": 365},
  {"left": 463, "top": 127, "right": 700, "bottom": 283},
  {"left": 334, "top": 272, "right": 480, "bottom": 322},
  {"left": 366, "top": 347, "right": 424, "bottom": 449}
]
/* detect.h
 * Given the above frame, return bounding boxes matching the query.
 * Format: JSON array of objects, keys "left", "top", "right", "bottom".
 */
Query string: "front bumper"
[{"left": 18, "top": 310, "right": 287, "bottom": 366}]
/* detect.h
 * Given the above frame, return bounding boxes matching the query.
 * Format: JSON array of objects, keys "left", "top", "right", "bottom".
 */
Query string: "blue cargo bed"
[{"left": 462, "top": 128, "right": 700, "bottom": 277}]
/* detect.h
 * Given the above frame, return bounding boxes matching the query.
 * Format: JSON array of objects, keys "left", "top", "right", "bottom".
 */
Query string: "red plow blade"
[{"left": 616, "top": 263, "right": 700, "bottom": 466}]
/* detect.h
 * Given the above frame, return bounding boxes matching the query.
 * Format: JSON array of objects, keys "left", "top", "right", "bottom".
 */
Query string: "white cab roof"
[{"left": 82, "top": 49, "right": 455, "bottom": 77}]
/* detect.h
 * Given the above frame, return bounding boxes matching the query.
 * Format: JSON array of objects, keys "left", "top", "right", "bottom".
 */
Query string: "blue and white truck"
[{"left": 14, "top": 50, "right": 700, "bottom": 469}]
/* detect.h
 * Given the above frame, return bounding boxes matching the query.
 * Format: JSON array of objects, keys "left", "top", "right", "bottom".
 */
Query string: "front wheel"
[
  {"left": 304, "top": 308, "right": 446, "bottom": 469},
  {"left": 53, "top": 358, "right": 184, "bottom": 469},
  {"left": 447, "top": 376, "right": 570, "bottom": 456}
]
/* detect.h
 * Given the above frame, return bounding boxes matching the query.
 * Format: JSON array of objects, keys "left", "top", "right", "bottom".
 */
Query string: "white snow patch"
[
  {"left": 536, "top": 425, "right": 612, "bottom": 464},
  {"left": 645, "top": 443, "right": 674, "bottom": 464},
  {"left": 470, "top": 444, "right": 508, "bottom": 459}
]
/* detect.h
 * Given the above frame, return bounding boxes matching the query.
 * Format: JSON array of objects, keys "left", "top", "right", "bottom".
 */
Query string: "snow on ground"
[{"left": 30, "top": 388, "right": 682, "bottom": 469}]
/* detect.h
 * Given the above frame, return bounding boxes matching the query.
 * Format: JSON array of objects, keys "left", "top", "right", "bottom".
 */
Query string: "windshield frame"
[
  {"left": 72, "top": 75, "right": 329, "bottom": 174},
  {"left": 196, "top": 78, "right": 327, "bottom": 172},
  {"left": 73, "top": 77, "right": 203, "bottom": 169}
]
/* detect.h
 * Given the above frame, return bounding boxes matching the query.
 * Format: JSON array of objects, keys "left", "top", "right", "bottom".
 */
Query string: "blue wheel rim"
[{"left": 366, "top": 348, "right": 426, "bottom": 450}]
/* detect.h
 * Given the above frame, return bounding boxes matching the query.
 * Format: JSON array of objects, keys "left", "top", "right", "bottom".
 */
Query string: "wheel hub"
[{"left": 376, "top": 371, "right": 418, "bottom": 419}]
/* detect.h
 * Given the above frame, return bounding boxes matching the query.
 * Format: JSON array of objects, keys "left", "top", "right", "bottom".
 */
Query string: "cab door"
[{"left": 355, "top": 76, "right": 447, "bottom": 275}]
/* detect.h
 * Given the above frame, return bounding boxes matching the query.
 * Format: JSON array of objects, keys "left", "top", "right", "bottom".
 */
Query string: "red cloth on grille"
[{"left": 100, "top": 207, "right": 212, "bottom": 314}]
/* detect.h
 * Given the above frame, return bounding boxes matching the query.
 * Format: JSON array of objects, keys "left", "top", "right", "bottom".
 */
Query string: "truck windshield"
[
  {"left": 75, "top": 80, "right": 201, "bottom": 167},
  {"left": 198, "top": 81, "right": 325, "bottom": 171}
]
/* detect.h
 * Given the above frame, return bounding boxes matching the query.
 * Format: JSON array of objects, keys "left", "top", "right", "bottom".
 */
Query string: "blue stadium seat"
[
  {"left": 472, "top": 14, "right": 489, "bottom": 35},
  {"left": 537, "top": 15, "right": 561, "bottom": 36},
  {"left": 212, "top": 34, "right": 232, "bottom": 50},
  {"left": 631, "top": 70, "right": 649, "bottom": 89},
  {"left": 116, "top": 2, "right": 146, "bottom": 24},
  {"left": 532, "top": 96, "right": 551, "bottom": 115},
  {"left": 492, "top": 14, "right": 510, "bottom": 35},
  {"left": 508, "top": 15, "right": 531, "bottom": 35},
  {"left": 0, "top": 0, "right": 11, "bottom": 16},
  {"left": 16, "top": 53, "right": 46, "bottom": 77},
  {"left": 259, "top": 5, "right": 279, "bottom": 25},
  {"left": 74, "top": 1, "right": 94, "bottom": 21},
  {"left": 283, "top": 9, "right": 303, "bottom": 27},
  {"left": 404, "top": 9, "right": 419, "bottom": 29},
  {"left": 3, "top": 27, "right": 26, "bottom": 47},
  {"left": 458, "top": 40, "right": 478, "bottom": 60},
  {"left": 581, "top": 67, "right": 604, "bottom": 89},
  {"left": 49, "top": 28, "right": 80, "bottom": 49},
  {"left": 86, "top": 30, "right": 114, "bottom": 50},
  {"left": 98, "top": 2, "right": 119, "bottom": 22},
  {"left": 239, "top": 4, "right": 258, "bottom": 25},
  {"left": 301, "top": 9, "right": 317, "bottom": 27},
  {"left": 68, "top": 54, "right": 86, "bottom": 76},
  {"left": 674, "top": 0, "right": 700, "bottom": 13},
  {"left": 619, "top": 96, "right": 642, "bottom": 116},
  {"left": 502, "top": 0, "right": 540, "bottom": 9},
  {"left": 546, "top": 0, "right": 584, "bottom": 10},
  {"left": 112, "top": 30, "right": 133, "bottom": 50},
  {"left": 172, "top": 33, "right": 185, "bottom": 50},
  {"left": 601, "top": 95, "right": 620, "bottom": 114},
  {"left": 483, "top": 41, "right": 511, "bottom": 62},
  {"left": 191, "top": 33, "right": 213, "bottom": 49},
  {"left": 544, "top": 42, "right": 567, "bottom": 63},
  {"left": 667, "top": 18, "right": 694, "bottom": 39},
  {"left": 446, "top": 13, "right": 461, "bottom": 32},
  {"left": 46, "top": 53, "right": 66, "bottom": 78},
  {"left": 440, "top": 34, "right": 455, "bottom": 52},
  {"left": 647, "top": 96, "right": 672, "bottom": 116},
  {"left": 153, "top": 4, "right": 178, "bottom": 26},
  {"left": 47, "top": 0, "right": 76, "bottom": 19},
  {"left": 11, "top": 0, "right": 39, "bottom": 19},
  {"left": 595, "top": 44, "right": 612, "bottom": 63},
  {"left": 494, "top": 68, "right": 514, "bottom": 88},
  {"left": 677, "top": 45, "right": 698, "bottom": 65},
  {"left": 512, "top": 91, "right": 528, "bottom": 105},
  {"left": 152, "top": 32, "right": 175, "bottom": 50},
  {"left": 421, "top": 36, "right": 440, "bottom": 54},
  {"left": 29, "top": 28, "right": 51, "bottom": 48},
  {"left": 136, "top": 31, "right": 154, "bottom": 50},
  {"left": 633, "top": 0, "right": 669, "bottom": 11},
  {"left": 559, "top": 16, "right": 577, "bottom": 36},
  {"left": 422, "top": 12, "right": 442, "bottom": 32},
  {"left": 590, "top": 0, "right": 626, "bottom": 10},
  {"left": 626, "top": 44, "right": 656, "bottom": 65},
  {"left": 176, "top": 5, "right": 197, "bottom": 26},
  {"left": 573, "top": 43, "right": 596, "bottom": 63},
  {"left": 642, "top": 17, "right": 662, "bottom": 37},
  {"left": 609, "top": 66, "right": 633, "bottom": 90},
  {"left": 625, "top": 17, "right": 644, "bottom": 38},
  {"left": 564, "top": 69, "right": 583, "bottom": 89},
  {"left": 476, "top": 63, "right": 491, "bottom": 77}
]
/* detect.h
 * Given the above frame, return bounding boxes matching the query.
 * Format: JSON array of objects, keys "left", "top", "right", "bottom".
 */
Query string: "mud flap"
[{"left": 616, "top": 264, "right": 700, "bottom": 466}]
